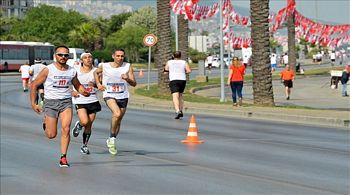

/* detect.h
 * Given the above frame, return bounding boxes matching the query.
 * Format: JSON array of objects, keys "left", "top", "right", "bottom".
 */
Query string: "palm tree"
[
  {"left": 156, "top": 0, "right": 172, "bottom": 93},
  {"left": 250, "top": 0, "right": 274, "bottom": 106},
  {"left": 178, "top": 14, "right": 189, "bottom": 61},
  {"left": 287, "top": 12, "right": 296, "bottom": 71},
  {"left": 178, "top": 14, "right": 189, "bottom": 81},
  {"left": 68, "top": 23, "right": 101, "bottom": 51}
]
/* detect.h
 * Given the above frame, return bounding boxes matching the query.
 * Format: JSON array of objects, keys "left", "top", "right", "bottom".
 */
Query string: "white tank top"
[
  {"left": 72, "top": 65, "right": 98, "bottom": 104},
  {"left": 168, "top": 60, "right": 186, "bottom": 81},
  {"left": 44, "top": 63, "right": 77, "bottom": 100},
  {"left": 101, "top": 62, "right": 130, "bottom": 99},
  {"left": 20, "top": 65, "right": 31, "bottom": 78},
  {"left": 30, "top": 63, "right": 46, "bottom": 80}
]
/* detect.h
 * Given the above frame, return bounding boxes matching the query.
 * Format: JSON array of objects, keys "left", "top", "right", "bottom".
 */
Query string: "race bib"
[
  {"left": 106, "top": 82, "right": 125, "bottom": 93},
  {"left": 83, "top": 83, "right": 97, "bottom": 94},
  {"left": 53, "top": 76, "right": 70, "bottom": 88}
]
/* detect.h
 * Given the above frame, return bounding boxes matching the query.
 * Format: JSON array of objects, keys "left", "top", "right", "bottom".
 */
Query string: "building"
[
  {"left": 189, "top": 35, "right": 209, "bottom": 53},
  {"left": 0, "top": 0, "right": 33, "bottom": 18}
]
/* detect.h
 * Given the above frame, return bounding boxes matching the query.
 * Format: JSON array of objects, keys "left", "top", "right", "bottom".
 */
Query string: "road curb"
[{"left": 128, "top": 100, "right": 350, "bottom": 129}]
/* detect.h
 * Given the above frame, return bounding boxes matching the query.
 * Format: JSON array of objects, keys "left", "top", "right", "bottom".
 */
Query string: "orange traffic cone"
[
  {"left": 138, "top": 69, "right": 144, "bottom": 78},
  {"left": 181, "top": 115, "right": 204, "bottom": 144}
]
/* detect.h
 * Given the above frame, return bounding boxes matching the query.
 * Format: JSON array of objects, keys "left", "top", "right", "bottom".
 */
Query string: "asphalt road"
[{"left": 1, "top": 76, "right": 349, "bottom": 194}]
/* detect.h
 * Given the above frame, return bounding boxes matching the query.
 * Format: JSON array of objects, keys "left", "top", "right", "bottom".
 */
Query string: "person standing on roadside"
[
  {"left": 340, "top": 64, "right": 350, "bottom": 97},
  {"left": 30, "top": 45, "right": 90, "bottom": 168},
  {"left": 282, "top": 53, "right": 289, "bottom": 66},
  {"left": 206, "top": 54, "right": 213, "bottom": 73},
  {"left": 227, "top": 57, "right": 245, "bottom": 106},
  {"left": 164, "top": 51, "right": 191, "bottom": 119},
  {"left": 280, "top": 64, "right": 295, "bottom": 100},
  {"left": 94, "top": 48, "right": 136, "bottom": 155},
  {"left": 330, "top": 51, "right": 336, "bottom": 66},
  {"left": 29, "top": 58, "right": 46, "bottom": 106},
  {"left": 71, "top": 52, "right": 101, "bottom": 155},
  {"left": 270, "top": 52, "right": 277, "bottom": 72},
  {"left": 19, "top": 62, "right": 31, "bottom": 92}
]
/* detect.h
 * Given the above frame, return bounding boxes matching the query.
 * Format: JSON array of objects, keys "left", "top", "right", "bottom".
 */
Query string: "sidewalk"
[{"left": 128, "top": 76, "right": 350, "bottom": 129}]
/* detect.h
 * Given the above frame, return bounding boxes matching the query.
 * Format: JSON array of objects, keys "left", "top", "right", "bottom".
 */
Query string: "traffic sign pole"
[
  {"left": 143, "top": 34, "right": 158, "bottom": 90},
  {"left": 147, "top": 46, "right": 151, "bottom": 90}
]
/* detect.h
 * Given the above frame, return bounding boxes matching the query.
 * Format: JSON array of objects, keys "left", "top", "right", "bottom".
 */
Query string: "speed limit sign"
[{"left": 143, "top": 34, "right": 157, "bottom": 47}]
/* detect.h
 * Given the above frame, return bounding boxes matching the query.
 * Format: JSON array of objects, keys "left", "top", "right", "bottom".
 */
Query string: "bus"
[
  {"left": 67, "top": 48, "right": 85, "bottom": 66},
  {"left": 0, "top": 41, "right": 55, "bottom": 72}
]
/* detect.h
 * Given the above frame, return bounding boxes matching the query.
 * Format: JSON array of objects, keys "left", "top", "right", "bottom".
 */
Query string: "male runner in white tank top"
[
  {"left": 30, "top": 45, "right": 90, "bottom": 168},
  {"left": 164, "top": 51, "right": 191, "bottom": 119},
  {"left": 94, "top": 48, "right": 137, "bottom": 155}
]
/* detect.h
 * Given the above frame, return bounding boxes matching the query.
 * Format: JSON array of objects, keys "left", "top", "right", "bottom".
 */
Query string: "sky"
[{"left": 125, "top": 0, "right": 350, "bottom": 25}]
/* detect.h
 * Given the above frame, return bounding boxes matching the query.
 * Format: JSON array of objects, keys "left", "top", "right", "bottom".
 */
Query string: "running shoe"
[
  {"left": 106, "top": 137, "right": 117, "bottom": 155},
  {"left": 178, "top": 111, "right": 183, "bottom": 118},
  {"left": 175, "top": 112, "right": 181, "bottom": 119},
  {"left": 38, "top": 100, "right": 44, "bottom": 108},
  {"left": 80, "top": 145, "right": 90, "bottom": 155},
  {"left": 59, "top": 157, "right": 70, "bottom": 168},
  {"left": 72, "top": 121, "right": 83, "bottom": 137}
]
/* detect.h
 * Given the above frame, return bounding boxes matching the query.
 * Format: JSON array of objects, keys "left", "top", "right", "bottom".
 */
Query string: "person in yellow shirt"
[{"left": 280, "top": 64, "right": 295, "bottom": 100}]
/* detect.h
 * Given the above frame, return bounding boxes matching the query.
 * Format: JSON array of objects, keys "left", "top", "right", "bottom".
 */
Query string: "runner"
[
  {"left": 71, "top": 52, "right": 101, "bottom": 155},
  {"left": 94, "top": 48, "right": 137, "bottom": 155},
  {"left": 29, "top": 58, "right": 46, "bottom": 106},
  {"left": 164, "top": 51, "right": 191, "bottom": 119},
  {"left": 19, "top": 62, "right": 31, "bottom": 92},
  {"left": 30, "top": 45, "right": 90, "bottom": 167}
]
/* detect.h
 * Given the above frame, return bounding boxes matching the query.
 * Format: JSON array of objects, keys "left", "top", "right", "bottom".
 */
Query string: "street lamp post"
[{"left": 219, "top": 0, "right": 225, "bottom": 102}]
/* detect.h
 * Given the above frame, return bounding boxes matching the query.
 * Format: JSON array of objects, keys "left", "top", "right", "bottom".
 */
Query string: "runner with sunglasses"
[
  {"left": 94, "top": 48, "right": 137, "bottom": 155},
  {"left": 30, "top": 45, "right": 90, "bottom": 167}
]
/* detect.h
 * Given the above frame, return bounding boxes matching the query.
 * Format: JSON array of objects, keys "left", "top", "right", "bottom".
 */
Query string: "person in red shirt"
[
  {"left": 227, "top": 57, "right": 245, "bottom": 106},
  {"left": 280, "top": 64, "right": 295, "bottom": 100}
]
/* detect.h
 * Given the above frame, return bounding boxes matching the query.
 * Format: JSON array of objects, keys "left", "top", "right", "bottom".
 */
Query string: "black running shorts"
[
  {"left": 283, "top": 80, "right": 293, "bottom": 88},
  {"left": 169, "top": 80, "right": 186, "bottom": 94},
  {"left": 75, "top": 101, "right": 101, "bottom": 114}
]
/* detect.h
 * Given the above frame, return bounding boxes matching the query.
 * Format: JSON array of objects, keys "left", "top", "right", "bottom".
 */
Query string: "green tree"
[
  {"left": 108, "top": 12, "right": 132, "bottom": 34},
  {"left": 91, "top": 16, "right": 109, "bottom": 50},
  {"left": 68, "top": 23, "right": 101, "bottom": 51},
  {"left": 105, "top": 26, "right": 148, "bottom": 63},
  {"left": 156, "top": 0, "right": 172, "bottom": 93},
  {"left": 250, "top": 0, "right": 275, "bottom": 106},
  {"left": 9, "top": 5, "right": 87, "bottom": 45},
  {"left": 123, "top": 6, "right": 157, "bottom": 33}
]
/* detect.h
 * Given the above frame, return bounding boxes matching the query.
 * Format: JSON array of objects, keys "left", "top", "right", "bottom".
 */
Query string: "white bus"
[
  {"left": 67, "top": 48, "right": 85, "bottom": 66},
  {"left": 0, "top": 41, "right": 54, "bottom": 72}
]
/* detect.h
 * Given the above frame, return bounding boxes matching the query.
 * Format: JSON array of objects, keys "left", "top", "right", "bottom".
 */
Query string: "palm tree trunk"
[
  {"left": 250, "top": 0, "right": 275, "bottom": 106},
  {"left": 156, "top": 0, "right": 172, "bottom": 94},
  {"left": 178, "top": 14, "right": 188, "bottom": 61},
  {"left": 177, "top": 14, "right": 189, "bottom": 81},
  {"left": 287, "top": 12, "right": 296, "bottom": 71}
]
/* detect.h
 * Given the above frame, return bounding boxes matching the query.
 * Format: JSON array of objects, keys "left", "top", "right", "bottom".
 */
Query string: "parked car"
[
  {"left": 205, "top": 57, "right": 229, "bottom": 68},
  {"left": 205, "top": 57, "right": 220, "bottom": 68}
]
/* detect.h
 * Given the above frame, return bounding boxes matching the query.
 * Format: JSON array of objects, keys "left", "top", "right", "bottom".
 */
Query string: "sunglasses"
[
  {"left": 115, "top": 55, "right": 124, "bottom": 57},
  {"left": 56, "top": 53, "right": 70, "bottom": 58}
]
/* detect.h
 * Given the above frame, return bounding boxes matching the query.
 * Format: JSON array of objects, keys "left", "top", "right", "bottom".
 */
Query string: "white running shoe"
[
  {"left": 80, "top": 145, "right": 90, "bottom": 155},
  {"left": 106, "top": 137, "right": 117, "bottom": 155}
]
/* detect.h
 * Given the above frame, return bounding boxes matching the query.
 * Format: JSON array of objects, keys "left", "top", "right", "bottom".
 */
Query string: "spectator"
[
  {"left": 340, "top": 64, "right": 350, "bottom": 97},
  {"left": 227, "top": 57, "right": 245, "bottom": 106}
]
